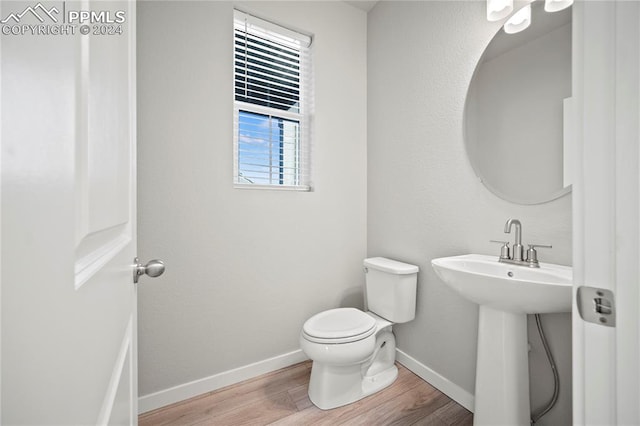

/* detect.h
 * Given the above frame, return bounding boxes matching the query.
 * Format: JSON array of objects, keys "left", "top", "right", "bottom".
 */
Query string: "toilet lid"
[{"left": 302, "top": 308, "right": 376, "bottom": 342}]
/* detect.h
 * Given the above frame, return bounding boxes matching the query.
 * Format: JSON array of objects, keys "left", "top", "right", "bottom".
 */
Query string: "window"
[{"left": 233, "top": 10, "right": 312, "bottom": 190}]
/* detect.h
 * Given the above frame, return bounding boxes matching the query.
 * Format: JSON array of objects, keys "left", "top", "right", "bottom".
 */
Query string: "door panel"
[
  {"left": 573, "top": 1, "right": 640, "bottom": 424},
  {"left": 1, "top": 0, "right": 137, "bottom": 424},
  {"left": 75, "top": 1, "right": 134, "bottom": 291}
]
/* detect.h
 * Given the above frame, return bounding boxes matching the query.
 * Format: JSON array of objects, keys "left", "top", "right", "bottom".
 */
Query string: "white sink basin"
[{"left": 431, "top": 254, "right": 572, "bottom": 314}]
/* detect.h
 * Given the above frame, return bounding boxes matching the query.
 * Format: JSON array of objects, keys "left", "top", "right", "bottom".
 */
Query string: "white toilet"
[{"left": 299, "top": 257, "right": 419, "bottom": 410}]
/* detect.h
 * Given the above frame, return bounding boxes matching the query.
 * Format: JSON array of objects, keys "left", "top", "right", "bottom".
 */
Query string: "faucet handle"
[
  {"left": 526, "top": 244, "right": 552, "bottom": 264},
  {"left": 490, "top": 240, "right": 511, "bottom": 260}
]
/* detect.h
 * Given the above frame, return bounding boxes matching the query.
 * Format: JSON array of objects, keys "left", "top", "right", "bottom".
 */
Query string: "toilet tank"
[{"left": 363, "top": 257, "right": 419, "bottom": 323}]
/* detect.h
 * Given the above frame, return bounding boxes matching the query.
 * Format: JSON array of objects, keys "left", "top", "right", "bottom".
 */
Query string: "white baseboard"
[
  {"left": 395, "top": 348, "right": 475, "bottom": 413},
  {"left": 138, "top": 349, "right": 309, "bottom": 414}
]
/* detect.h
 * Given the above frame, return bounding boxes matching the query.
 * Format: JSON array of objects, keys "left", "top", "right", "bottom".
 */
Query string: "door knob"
[{"left": 134, "top": 257, "right": 165, "bottom": 283}]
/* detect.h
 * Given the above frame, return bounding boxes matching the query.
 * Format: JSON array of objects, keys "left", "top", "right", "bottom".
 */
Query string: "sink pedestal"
[{"left": 474, "top": 306, "right": 530, "bottom": 426}]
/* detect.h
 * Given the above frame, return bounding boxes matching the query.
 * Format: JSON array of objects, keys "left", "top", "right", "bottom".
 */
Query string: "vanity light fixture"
[
  {"left": 503, "top": 4, "right": 531, "bottom": 34},
  {"left": 487, "top": 0, "right": 514, "bottom": 21},
  {"left": 544, "top": 0, "right": 573, "bottom": 13},
  {"left": 488, "top": 0, "right": 573, "bottom": 35}
]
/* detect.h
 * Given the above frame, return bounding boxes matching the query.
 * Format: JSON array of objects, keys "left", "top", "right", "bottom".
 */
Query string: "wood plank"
[
  {"left": 287, "top": 383, "right": 314, "bottom": 411},
  {"left": 409, "top": 413, "right": 450, "bottom": 426},
  {"left": 341, "top": 387, "right": 451, "bottom": 426},
  {"left": 193, "top": 389, "right": 297, "bottom": 426},
  {"left": 432, "top": 400, "right": 474, "bottom": 426}
]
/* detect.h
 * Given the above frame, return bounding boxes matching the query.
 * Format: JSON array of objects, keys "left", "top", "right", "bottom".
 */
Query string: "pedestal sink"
[{"left": 431, "top": 254, "right": 572, "bottom": 426}]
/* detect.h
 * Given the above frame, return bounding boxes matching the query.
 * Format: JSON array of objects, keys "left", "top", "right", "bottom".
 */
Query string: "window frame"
[{"left": 233, "top": 9, "right": 312, "bottom": 191}]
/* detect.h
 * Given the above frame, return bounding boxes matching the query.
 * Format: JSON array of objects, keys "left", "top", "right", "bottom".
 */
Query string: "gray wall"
[
  {"left": 137, "top": 1, "right": 367, "bottom": 397},
  {"left": 367, "top": 2, "right": 572, "bottom": 425}
]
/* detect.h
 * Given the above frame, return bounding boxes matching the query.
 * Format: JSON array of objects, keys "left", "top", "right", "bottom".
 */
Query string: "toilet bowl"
[
  {"left": 300, "top": 309, "right": 398, "bottom": 409},
  {"left": 300, "top": 257, "right": 419, "bottom": 410}
]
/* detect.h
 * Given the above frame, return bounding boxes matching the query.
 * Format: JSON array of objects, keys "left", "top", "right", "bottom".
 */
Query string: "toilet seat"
[{"left": 302, "top": 308, "right": 377, "bottom": 344}]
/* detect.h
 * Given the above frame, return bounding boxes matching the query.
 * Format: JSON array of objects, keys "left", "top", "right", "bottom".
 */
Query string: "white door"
[
  {"left": 1, "top": 1, "right": 143, "bottom": 424},
  {"left": 573, "top": 1, "right": 640, "bottom": 424}
]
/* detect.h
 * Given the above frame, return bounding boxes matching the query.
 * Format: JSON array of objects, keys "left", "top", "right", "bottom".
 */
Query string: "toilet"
[{"left": 299, "top": 257, "right": 419, "bottom": 410}]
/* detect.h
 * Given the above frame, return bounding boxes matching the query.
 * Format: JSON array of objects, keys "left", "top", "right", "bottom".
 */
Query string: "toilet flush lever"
[{"left": 133, "top": 257, "right": 165, "bottom": 284}]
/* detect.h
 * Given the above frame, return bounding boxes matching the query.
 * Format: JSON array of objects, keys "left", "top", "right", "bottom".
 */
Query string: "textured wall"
[
  {"left": 367, "top": 2, "right": 572, "bottom": 425},
  {"left": 137, "top": 1, "right": 367, "bottom": 397}
]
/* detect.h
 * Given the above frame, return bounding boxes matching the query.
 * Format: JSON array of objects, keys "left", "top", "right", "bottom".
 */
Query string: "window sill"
[{"left": 233, "top": 183, "right": 311, "bottom": 192}]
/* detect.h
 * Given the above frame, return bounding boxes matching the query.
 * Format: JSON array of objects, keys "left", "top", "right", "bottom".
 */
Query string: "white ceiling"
[{"left": 344, "top": 1, "right": 379, "bottom": 13}]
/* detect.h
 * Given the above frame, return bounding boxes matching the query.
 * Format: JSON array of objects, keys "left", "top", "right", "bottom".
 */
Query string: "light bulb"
[
  {"left": 487, "top": 0, "right": 514, "bottom": 22},
  {"left": 545, "top": 0, "right": 573, "bottom": 13},
  {"left": 504, "top": 4, "right": 532, "bottom": 34}
]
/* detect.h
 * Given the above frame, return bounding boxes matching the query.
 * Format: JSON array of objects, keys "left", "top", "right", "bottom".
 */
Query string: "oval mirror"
[{"left": 464, "top": 2, "right": 572, "bottom": 205}]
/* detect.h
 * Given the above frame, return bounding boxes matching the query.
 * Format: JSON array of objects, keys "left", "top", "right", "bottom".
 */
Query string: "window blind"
[{"left": 233, "top": 10, "right": 312, "bottom": 190}]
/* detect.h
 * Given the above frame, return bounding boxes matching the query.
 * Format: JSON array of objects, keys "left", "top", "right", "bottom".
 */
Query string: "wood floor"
[{"left": 139, "top": 361, "right": 473, "bottom": 426}]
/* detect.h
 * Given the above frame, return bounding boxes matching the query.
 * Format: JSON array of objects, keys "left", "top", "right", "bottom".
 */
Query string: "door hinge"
[{"left": 577, "top": 286, "right": 616, "bottom": 327}]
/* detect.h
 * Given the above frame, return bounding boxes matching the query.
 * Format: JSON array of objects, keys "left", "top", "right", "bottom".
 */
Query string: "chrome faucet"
[
  {"left": 490, "top": 219, "right": 552, "bottom": 268},
  {"left": 504, "top": 218, "right": 523, "bottom": 261}
]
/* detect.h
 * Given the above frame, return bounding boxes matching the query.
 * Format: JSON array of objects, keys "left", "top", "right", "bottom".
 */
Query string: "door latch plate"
[{"left": 577, "top": 286, "right": 616, "bottom": 327}]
